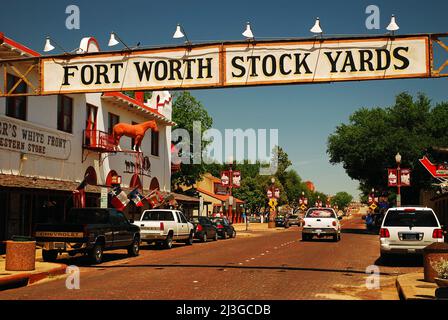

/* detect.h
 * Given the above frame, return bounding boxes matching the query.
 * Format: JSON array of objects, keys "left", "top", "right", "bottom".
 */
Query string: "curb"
[
  {"left": 0, "top": 263, "right": 66, "bottom": 291},
  {"left": 396, "top": 272, "right": 437, "bottom": 300}
]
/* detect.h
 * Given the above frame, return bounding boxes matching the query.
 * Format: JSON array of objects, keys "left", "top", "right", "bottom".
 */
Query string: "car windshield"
[
  {"left": 383, "top": 210, "right": 439, "bottom": 227},
  {"left": 66, "top": 209, "right": 109, "bottom": 224},
  {"left": 142, "top": 211, "right": 175, "bottom": 221},
  {"left": 306, "top": 209, "right": 335, "bottom": 218},
  {"left": 289, "top": 215, "right": 298, "bottom": 219}
]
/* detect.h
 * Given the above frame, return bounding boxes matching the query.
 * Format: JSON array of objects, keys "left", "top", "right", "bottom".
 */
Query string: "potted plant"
[{"left": 431, "top": 258, "right": 448, "bottom": 287}]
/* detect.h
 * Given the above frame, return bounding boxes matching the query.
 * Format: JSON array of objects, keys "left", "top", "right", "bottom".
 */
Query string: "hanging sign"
[
  {"left": 40, "top": 35, "right": 430, "bottom": 95},
  {"left": 400, "top": 169, "right": 411, "bottom": 187},
  {"left": 388, "top": 169, "right": 398, "bottom": 186}
]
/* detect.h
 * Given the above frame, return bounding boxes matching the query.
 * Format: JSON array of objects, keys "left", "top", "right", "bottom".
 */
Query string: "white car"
[
  {"left": 134, "top": 209, "right": 195, "bottom": 249},
  {"left": 302, "top": 208, "right": 342, "bottom": 242},
  {"left": 379, "top": 207, "right": 444, "bottom": 259}
]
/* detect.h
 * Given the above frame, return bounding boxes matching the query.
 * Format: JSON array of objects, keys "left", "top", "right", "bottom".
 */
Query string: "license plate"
[
  {"left": 402, "top": 233, "right": 418, "bottom": 241},
  {"left": 315, "top": 229, "right": 322, "bottom": 233}
]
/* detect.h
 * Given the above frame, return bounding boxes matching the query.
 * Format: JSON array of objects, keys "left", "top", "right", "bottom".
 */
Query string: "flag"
[
  {"left": 144, "top": 189, "right": 164, "bottom": 208},
  {"left": 73, "top": 176, "right": 88, "bottom": 208},
  {"left": 128, "top": 188, "right": 144, "bottom": 207},
  {"left": 109, "top": 186, "right": 130, "bottom": 211}
]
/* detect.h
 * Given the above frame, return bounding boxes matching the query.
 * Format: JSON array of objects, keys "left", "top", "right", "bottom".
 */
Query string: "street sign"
[
  {"left": 400, "top": 169, "right": 411, "bottom": 186},
  {"left": 232, "top": 171, "right": 241, "bottom": 188},
  {"left": 221, "top": 171, "right": 230, "bottom": 187},
  {"left": 300, "top": 204, "right": 307, "bottom": 211},
  {"left": 369, "top": 203, "right": 378, "bottom": 211},
  {"left": 100, "top": 187, "right": 108, "bottom": 208},
  {"left": 388, "top": 169, "right": 398, "bottom": 186},
  {"left": 419, "top": 156, "right": 448, "bottom": 178}
]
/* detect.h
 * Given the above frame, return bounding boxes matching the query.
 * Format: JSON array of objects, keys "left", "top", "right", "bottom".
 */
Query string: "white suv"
[{"left": 379, "top": 207, "right": 444, "bottom": 258}]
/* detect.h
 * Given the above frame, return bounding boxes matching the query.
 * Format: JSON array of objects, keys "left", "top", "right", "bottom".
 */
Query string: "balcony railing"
[{"left": 83, "top": 130, "right": 117, "bottom": 152}]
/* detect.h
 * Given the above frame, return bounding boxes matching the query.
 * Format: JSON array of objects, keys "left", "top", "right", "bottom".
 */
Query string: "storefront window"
[
  {"left": 57, "top": 95, "right": 73, "bottom": 133},
  {"left": 6, "top": 74, "right": 27, "bottom": 121}
]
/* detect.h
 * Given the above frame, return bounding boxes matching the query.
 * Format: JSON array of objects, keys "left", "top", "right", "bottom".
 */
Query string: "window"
[
  {"left": 151, "top": 130, "right": 159, "bottom": 156},
  {"left": 179, "top": 212, "right": 188, "bottom": 224},
  {"left": 110, "top": 210, "right": 129, "bottom": 225},
  {"left": 57, "top": 95, "right": 73, "bottom": 133},
  {"left": 86, "top": 104, "right": 98, "bottom": 130},
  {"left": 6, "top": 74, "right": 27, "bottom": 121},
  {"left": 383, "top": 210, "right": 439, "bottom": 227},
  {"left": 108, "top": 113, "right": 120, "bottom": 135},
  {"left": 142, "top": 211, "right": 174, "bottom": 221}
]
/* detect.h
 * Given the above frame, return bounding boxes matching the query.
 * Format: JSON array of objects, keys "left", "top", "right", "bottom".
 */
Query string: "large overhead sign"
[
  {"left": 40, "top": 35, "right": 430, "bottom": 94},
  {"left": 3, "top": 33, "right": 447, "bottom": 97}
]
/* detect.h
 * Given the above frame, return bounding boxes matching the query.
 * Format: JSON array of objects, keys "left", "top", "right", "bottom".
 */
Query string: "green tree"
[
  {"left": 327, "top": 92, "right": 448, "bottom": 204},
  {"left": 171, "top": 91, "right": 213, "bottom": 189},
  {"left": 331, "top": 192, "right": 354, "bottom": 210}
]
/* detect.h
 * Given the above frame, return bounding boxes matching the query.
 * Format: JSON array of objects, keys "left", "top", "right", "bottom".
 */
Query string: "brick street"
[{"left": 0, "top": 215, "right": 422, "bottom": 300}]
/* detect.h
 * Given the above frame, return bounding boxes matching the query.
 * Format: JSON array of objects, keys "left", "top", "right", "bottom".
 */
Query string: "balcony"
[{"left": 82, "top": 130, "right": 117, "bottom": 153}]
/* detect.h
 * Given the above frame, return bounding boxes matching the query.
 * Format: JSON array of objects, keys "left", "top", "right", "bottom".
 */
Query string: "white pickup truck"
[
  {"left": 302, "top": 208, "right": 342, "bottom": 242},
  {"left": 134, "top": 209, "right": 195, "bottom": 249}
]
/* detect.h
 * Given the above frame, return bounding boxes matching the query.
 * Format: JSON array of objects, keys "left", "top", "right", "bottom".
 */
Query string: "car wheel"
[
  {"left": 302, "top": 234, "right": 308, "bottom": 241},
  {"left": 42, "top": 250, "right": 58, "bottom": 262},
  {"left": 88, "top": 243, "right": 104, "bottom": 264},
  {"left": 231, "top": 230, "right": 236, "bottom": 238},
  {"left": 213, "top": 232, "right": 218, "bottom": 241},
  {"left": 127, "top": 237, "right": 140, "bottom": 257},
  {"left": 285, "top": 223, "right": 290, "bottom": 229},
  {"left": 164, "top": 235, "right": 173, "bottom": 249},
  {"left": 223, "top": 231, "right": 229, "bottom": 239},
  {"left": 185, "top": 232, "right": 194, "bottom": 245},
  {"left": 201, "top": 233, "right": 207, "bottom": 243},
  {"left": 332, "top": 234, "right": 339, "bottom": 242}
]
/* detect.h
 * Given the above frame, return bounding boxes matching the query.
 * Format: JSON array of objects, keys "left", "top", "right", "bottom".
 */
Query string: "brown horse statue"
[{"left": 112, "top": 120, "right": 158, "bottom": 152}]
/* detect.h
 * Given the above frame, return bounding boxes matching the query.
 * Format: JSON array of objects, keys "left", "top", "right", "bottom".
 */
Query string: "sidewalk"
[
  {"left": 396, "top": 272, "right": 437, "bottom": 300},
  {"left": 233, "top": 222, "right": 292, "bottom": 238},
  {"left": 0, "top": 250, "right": 66, "bottom": 291}
]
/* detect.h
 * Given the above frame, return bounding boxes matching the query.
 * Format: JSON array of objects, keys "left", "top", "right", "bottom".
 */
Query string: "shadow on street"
[
  {"left": 374, "top": 255, "right": 423, "bottom": 268},
  {"left": 79, "top": 262, "right": 400, "bottom": 276}
]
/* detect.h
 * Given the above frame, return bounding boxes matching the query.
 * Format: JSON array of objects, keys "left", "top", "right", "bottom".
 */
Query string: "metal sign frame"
[{"left": 0, "top": 33, "right": 447, "bottom": 97}]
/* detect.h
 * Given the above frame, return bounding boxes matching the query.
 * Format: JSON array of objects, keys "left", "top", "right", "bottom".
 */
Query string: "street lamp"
[{"left": 395, "top": 153, "right": 402, "bottom": 207}]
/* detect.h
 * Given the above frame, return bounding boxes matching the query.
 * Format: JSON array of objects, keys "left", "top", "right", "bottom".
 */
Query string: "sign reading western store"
[
  {"left": 41, "top": 35, "right": 429, "bottom": 94},
  {"left": 0, "top": 115, "right": 71, "bottom": 159}
]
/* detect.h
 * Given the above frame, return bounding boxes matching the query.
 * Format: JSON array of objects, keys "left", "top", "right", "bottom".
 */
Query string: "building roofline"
[
  {"left": 102, "top": 92, "right": 176, "bottom": 126},
  {"left": 0, "top": 32, "right": 41, "bottom": 57}
]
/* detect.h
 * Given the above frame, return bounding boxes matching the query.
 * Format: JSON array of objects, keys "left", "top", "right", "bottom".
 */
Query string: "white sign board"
[
  {"left": 0, "top": 115, "right": 71, "bottom": 159},
  {"left": 41, "top": 36, "right": 430, "bottom": 94},
  {"left": 100, "top": 187, "right": 108, "bottom": 208}
]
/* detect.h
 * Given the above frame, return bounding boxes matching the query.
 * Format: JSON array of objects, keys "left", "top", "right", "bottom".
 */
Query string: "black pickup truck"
[{"left": 34, "top": 208, "right": 140, "bottom": 264}]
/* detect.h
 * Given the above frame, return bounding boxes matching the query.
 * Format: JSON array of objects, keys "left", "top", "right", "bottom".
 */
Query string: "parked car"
[
  {"left": 191, "top": 216, "right": 218, "bottom": 242},
  {"left": 34, "top": 208, "right": 140, "bottom": 264},
  {"left": 284, "top": 214, "right": 301, "bottom": 228},
  {"left": 211, "top": 217, "right": 236, "bottom": 239},
  {"left": 302, "top": 208, "right": 342, "bottom": 241},
  {"left": 135, "top": 209, "right": 194, "bottom": 249},
  {"left": 379, "top": 207, "right": 444, "bottom": 259},
  {"left": 275, "top": 215, "right": 286, "bottom": 227}
]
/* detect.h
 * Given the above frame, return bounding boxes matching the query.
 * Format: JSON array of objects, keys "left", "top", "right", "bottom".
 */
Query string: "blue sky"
[{"left": 1, "top": 0, "right": 447, "bottom": 199}]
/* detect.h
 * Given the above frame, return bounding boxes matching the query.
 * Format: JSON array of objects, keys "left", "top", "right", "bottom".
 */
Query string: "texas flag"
[
  {"left": 109, "top": 186, "right": 130, "bottom": 211},
  {"left": 128, "top": 188, "right": 145, "bottom": 207}
]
